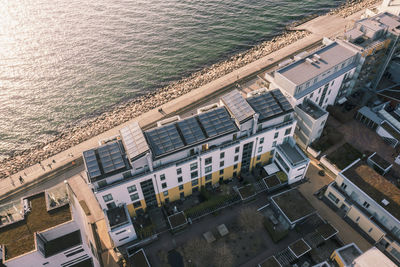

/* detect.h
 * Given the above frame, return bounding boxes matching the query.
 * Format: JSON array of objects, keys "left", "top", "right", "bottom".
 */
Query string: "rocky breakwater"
[
  {"left": 328, "top": 0, "right": 381, "bottom": 18},
  {"left": 0, "top": 30, "right": 310, "bottom": 179}
]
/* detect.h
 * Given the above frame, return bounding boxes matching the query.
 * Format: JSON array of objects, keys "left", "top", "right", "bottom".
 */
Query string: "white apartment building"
[
  {"left": 324, "top": 159, "right": 400, "bottom": 264},
  {"left": 0, "top": 183, "right": 100, "bottom": 267},
  {"left": 82, "top": 88, "right": 310, "bottom": 246}
]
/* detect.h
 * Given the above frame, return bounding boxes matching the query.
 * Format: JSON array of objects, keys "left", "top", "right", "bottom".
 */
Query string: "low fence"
[
  {"left": 319, "top": 155, "right": 340, "bottom": 176},
  {"left": 307, "top": 146, "right": 321, "bottom": 158}
]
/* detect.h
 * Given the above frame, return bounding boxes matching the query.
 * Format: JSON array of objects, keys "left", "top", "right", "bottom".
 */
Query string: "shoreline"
[{"left": 0, "top": 0, "right": 381, "bottom": 179}]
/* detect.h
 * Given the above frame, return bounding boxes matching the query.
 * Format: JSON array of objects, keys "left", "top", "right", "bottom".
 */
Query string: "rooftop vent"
[
  {"left": 197, "top": 103, "right": 219, "bottom": 114},
  {"left": 382, "top": 199, "right": 390, "bottom": 206},
  {"left": 157, "top": 115, "right": 181, "bottom": 127},
  {"left": 313, "top": 54, "right": 321, "bottom": 60},
  {"left": 306, "top": 58, "right": 314, "bottom": 64}
]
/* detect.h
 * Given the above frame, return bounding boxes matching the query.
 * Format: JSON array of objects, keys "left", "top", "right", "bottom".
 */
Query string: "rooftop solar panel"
[
  {"left": 247, "top": 91, "right": 289, "bottom": 121},
  {"left": 83, "top": 150, "right": 101, "bottom": 178},
  {"left": 221, "top": 89, "right": 255, "bottom": 123},
  {"left": 271, "top": 89, "right": 293, "bottom": 111},
  {"left": 145, "top": 124, "right": 185, "bottom": 157},
  {"left": 98, "top": 142, "right": 126, "bottom": 174},
  {"left": 177, "top": 117, "right": 206, "bottom": 145},
  {"left": 198, "top": 107, "right": 237, "bottom": 138}
]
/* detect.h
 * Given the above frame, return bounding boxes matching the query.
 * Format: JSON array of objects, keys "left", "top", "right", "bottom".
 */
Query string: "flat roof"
[
  {"left": 381, "top": 121, "right": 400, "bottom": 140},
  {"left": 83, "top": 141, "right": 131, "bottom": 182},
  {"left": 353, "top": 247, "right": 396, "bottom": 267},
  {"left": 168, "top": 211, "right": 187, "bottom": 229},
  {"left": 342, "top": 161, "right": 400, "bottom": 220},
  {"left": 277, "top": 42, "right": 357, "bottom": 86},
  {"left": 259, "top": 256, "right": 281, "bottom": 267},
  {"left": 0, "top": 192, "right": 72, "bottom": 260},
  {"left": 335, "top": 243, "right": 362, "bottom": 266},
  {"left": 145, "top": 107, "right": 238, "bottom": 158},
  {"left": 247, "top": 89, "right": 293, "bottom": 122},
  {"left": 120, "top": 122, "right": 149, "bottom": 161},
  {"left": 368, "top": 152, "right": 392, "bottom": 170},
  {"left": 277, "top": 142, "right": 308, "bottom": 166},
  {"left": 357, "top": 106, "right": 383, "bottom": 125},
  {"left": 316, "top": 223, "right": 338, "bottom": 240},
  {"left": 271, "top": 189, "right": 316, "bottom": 224},
  {"left": 288, "top": 238, "right": 311, "bottom": 258},
  {"left": 130, "top": 249, "right": 151, "bottom": 267},
  {"left": 221, "top": 89, "right": 255, "bottom": 123},
  {"left": 297, "top": 100, "right": 327, "bottom": 120},
  {"left": 106, "top": 206, "right": 129, "bottom": 230}
]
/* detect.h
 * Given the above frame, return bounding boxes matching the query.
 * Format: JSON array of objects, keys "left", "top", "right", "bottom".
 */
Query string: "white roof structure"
[
  {"left": 221, "top": 89, "right": 255, "bottom": 123},
  {"left": 353, "top": 247, "right": 396, "bottom": 267},
  {"left": 264, "top": 162, "right": 280, "bottom": 175},
  {"left": 120, "top": 122, "right": 149, "bottom": 160}
]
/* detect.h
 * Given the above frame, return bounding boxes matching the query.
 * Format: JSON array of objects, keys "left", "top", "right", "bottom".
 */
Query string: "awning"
[{"left": 263, "top": 162, "right": 280, "bottom": 175}]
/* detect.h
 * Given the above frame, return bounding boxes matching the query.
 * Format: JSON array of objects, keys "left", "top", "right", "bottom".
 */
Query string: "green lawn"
[
  {"left": 326, "top": 142, "right": 362, "bottom": 169},
  {"left": 184, "top": 193, "right": 233, "bottom": 218}
]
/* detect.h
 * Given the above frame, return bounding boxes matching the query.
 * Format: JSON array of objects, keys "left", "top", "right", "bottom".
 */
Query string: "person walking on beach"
[{"left": 19, "top": 176, "right": 24, "bottom": 184}]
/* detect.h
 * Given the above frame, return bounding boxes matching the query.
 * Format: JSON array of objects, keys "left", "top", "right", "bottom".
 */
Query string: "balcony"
[{"left": 276, "top": 139, "right": 309, "bottom": 168}]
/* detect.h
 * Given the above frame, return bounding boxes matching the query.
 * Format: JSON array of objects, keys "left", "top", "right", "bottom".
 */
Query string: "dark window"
[
  {"left": 260, "top": 137, "right": 264, "bottom": 144},
  {"left": 179, "top": 185, "right": 184, "bottom": 190},
  {"left": 205, "top": 174, "right": 212, "bottom": 181},
  {"left": 363, "top": 201, "right": 370, "bottom": 208},
  {"left": 220, "top": 152, "right": 225, "bottom": 159},
  {"left": 180, "top": 192, "right": 185, "bottom": 198},
  {"left": 205, "top": 166, "right": 212, "bottom": 173},
  {"left": 220, "top": 161, "right": 224, "bottom": 167},
  {"left": 205, "top": 157, "right": 212, "bottom": 165},
  {"left": 177, "top": 176, "right": 183, "bottom": 183},
  {"left": 233, "top": 164, "right": 238, "bottom": 170},
  {"left": 235, "top": 147, "right": 240, "bottom": 153},
  {"left": 165, "top": 198, "right": 169, "bottom": 203},
  {"left": 130, "top": 193, "right": 139, "bottom": 201},
  {"left": 176, "top": 168, "right": 182, "bottom": 175},
  {"left": 234, "top": 155, "right": 239, "bottom": 162},
  {"left": 103, "top": 194, "right": 113, "bottom": 202},
  {"left": 219, "top": 169, "right": 224, "bottom": 175},
  {"left": 192, "top": 179, "right": 199, "bottom": 186},
  {"left": 163, "top": 191, "right": 168, "bottom": 196},
  {"left": 256, "top": 155, "right": 261, "bottom": 161},
  {"left": 160, "top": 174, "right": 165, "bottom": 181},
  {"left": 127, "top": 185, "right": 137, "bottom": 193},
  {"left": 258, "top": 147, "right": 262, "bottom": 153},
  {"left": 190, "top": 162, "right": 198, "bottom": 170},
  {"left": 192, "top": 187, "right": 199, "bottom": 193},
  {"left": 162, "top": 182, "right": 167, "bottom": 189},
  {"left": 284, "top": 128, "right": 291, "bottom": 136},
  {"left": 191, "top": 171, "right": 198, "bottom": 179},
  {"left": 274, "top": 132, "right": 279, "bottom": 139},
  {"left": 133, "top": 201, "right": 141, "bottom": 208}
]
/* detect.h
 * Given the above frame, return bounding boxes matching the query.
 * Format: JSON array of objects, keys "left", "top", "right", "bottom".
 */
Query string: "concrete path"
[
  {"left": 298, "top": 163, "right": 372, "bottom": 252},
  {"left": 0, "top": 6, "right": 374, "bottom": 202}
]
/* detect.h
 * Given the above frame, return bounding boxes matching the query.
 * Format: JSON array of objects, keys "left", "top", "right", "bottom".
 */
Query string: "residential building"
[
  {"left": 330, "top": 243, "right": 363, "bottom": 267},
  {"left": 82, "top": 88, "right": 309, "bottom": 246},
  {"left": 324, "top": 159, "right": 400, "bottom": 263},
  {"left": 0, "top": 183, "right": 100, "bottom": 267},
  {"left": 341, "top": 12, "right": 400, "bottom": 92}
]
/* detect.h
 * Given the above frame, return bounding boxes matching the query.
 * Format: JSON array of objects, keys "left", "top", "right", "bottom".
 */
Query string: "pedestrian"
[
  {"left": 52, "top": 159, "right": 56, "bottom": 163},
  {"left": 48, "top": 164, "right": 52, "bottom": 170},
  {"left": 19, "top": 176, "right": 24, "bottom": 184}
]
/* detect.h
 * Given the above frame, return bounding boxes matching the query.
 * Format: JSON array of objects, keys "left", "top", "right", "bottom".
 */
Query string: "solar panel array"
[
  {"left": 221, "top": 89, "right": 255, "bottom": 123},
  {"left": 271, "top": 89, "right": 293, "bottom": 112},
  {"left": 120, "top": 122, "right": 149, "bottom": 160},
  {"left": 83, "top": 150, "right": 101, "bottom": 179},
  {"left": 146, "top": 124, "right": 185, "bottom": 156},
  {"left": 177, "top": 117, "right": 206, "bottom": 145},
  {"left": 198, "top": 107, "right": 237, "bottom": 138},
  {"left": 98, "top": 142, "right": 126, "bottom": 174}
]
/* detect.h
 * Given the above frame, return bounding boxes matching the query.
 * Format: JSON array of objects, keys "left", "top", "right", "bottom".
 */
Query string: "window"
[
  {"left": 130, "top": 193, "right": 139, "bottom": 201},
  {"left": 107, "top": 202, "right": 116, "bottom": 209},
  {"left": 272, "top": 141, "right": 277, "bottom": 147},
  {"left": 191, "top": 171, "right": 198, "bottom": 179},
  {"left": 305, "top": 81, "right": 310, "bottom": 88},
  {"left": 192, "top": 187, "right": 199, "bottom": 193},
  {"left": 318, "top": 88, "right": 321, "bottom": 93},
  {"left": 127, "top": 185, "right": 137, "bottom": 193},
  {"left": 163, "top": 191, "right": 168, "bottom": 196},
  {"left": 190, "top": 162, "right": 198, "bottom": 170},
  {"left": 356, "top": 216, "right": 360, "bottom": 222},
  {"left": 176, "top": 168, "right": 182, "bottom": 175},
  {"left": 310, "top": 92, "right": 314, "bottom": 98},
  {"left": 256, "top": 155, "right": 261, "bottom": 161},
  {"left": 274, "top": 132, "right": 279, "bottom": 139},
  {"left": 363, "top": 201, "right": 370, "bottom": 208},
  {"left": 234, "top": 155, "right": 239, "bottom": 162},
  {"left": 219, "top": 169, "right": 224, "bottom": 175},
  {"left": 235, "top": 147, "right": 240, "bottom": 153},
  {"left": 316, "top": 97, "right": 319, "bottom": 102},
  {"left": 328, "top": 90, "right": 331, "bottom": 95},
  {"left": 179, "top": 185, "right": 184, "bottom": 190},
  {"left": 164, "top": 198, "right": 169, "bottom": 203},
  {"left": 233, "top": 164, "right": 238, "bottom": 170},
  {"left": 177, "top": 176, "right": 183, "bottom": 183},
  {"left": 340, "top": 183, "right": 347, "bottom": 190},
  {"left": 260, "top": 137, "right": 264, "bottom": 144},
  {"left": 258, "top": 147, "right": 262, "bottom": 153},
  {"left": 162, "top": 182, "right": 167, "bottom": 189},
  {"left": 331, "top": 80, "right": 334, "bottom": 86},
  {"left": 103, "top": 194, "right": 113, "bottom": 202},
  {"left": 368, "top": 228, "right": 373, "bottom": 233},
  {"left": 98, "top": 180, "right": 107, "bottom": 188},
  {"left": 284, "top": 128, "right": 291, "bottom": 136},
  {"left": 192, "top": 179, "right": 199, "bottom": 186},
  {"left": 180, "top": 192, "right": 185, "bottom": 198},
  {"left": 160, "top": 174, "right": 165, "bottom": 181},
  {"left": 205, "top": 174, "right": 212, "bottom": 181},
  {"left": 133, "top": 201, "right": 141, "bottom": 208},
  {"left": 284, "top": 114, "right": 291, "bottom": 122},
  {"left": 314, "top": 77, "right": 318, "bottom": 84},
  {"left": 328, "top": 192, "right": 339, "bottom": 204},
  {"left": 220, "top": 152, "right": 225, "bottom": 159},
  {"left": 205, "top": 157, "right": 212, "bottom": 165},
  {"left": 205, "top": 166, "right": 212, "bottom": 173},
  {"left": 220, "top": 161, "right": 224, "bottom": 167}
]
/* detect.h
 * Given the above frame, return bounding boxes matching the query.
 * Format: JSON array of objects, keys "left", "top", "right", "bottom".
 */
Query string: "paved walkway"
[
  {"left": 0, "top": 7, "right": 372, "bottom": 202},
  {"left": 298, "top": 163, "right": 372, "bottom": 252}
]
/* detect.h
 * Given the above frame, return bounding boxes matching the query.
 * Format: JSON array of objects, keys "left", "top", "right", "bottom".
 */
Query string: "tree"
[
  {"left": 237, "top": 207, "right": 263, "bottom": 233},
  {"left": 183, "top": 238, "right": 212, "bottom": 266},
  {"left": 213, "top": 244, "right": 234, "bottom": 267}
]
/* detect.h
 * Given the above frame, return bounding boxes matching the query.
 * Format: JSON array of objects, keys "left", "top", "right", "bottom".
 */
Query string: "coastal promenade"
[{"left": 0, "top": 7, "right": 371, "bottom": 203}]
